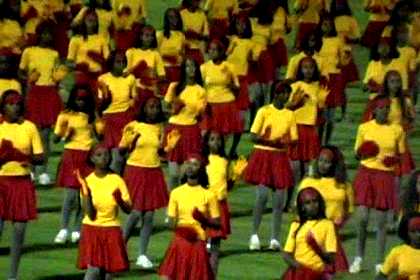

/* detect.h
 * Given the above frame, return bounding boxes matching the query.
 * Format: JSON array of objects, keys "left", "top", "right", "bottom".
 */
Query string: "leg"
[
  {"left": 9, "top": 222, "right": 27, "bottom": 279},
  {"left": 39, "top": 128, "right": 51, "bottom": 174},
  {"left": 73, "top": 190, "right": 83, "bottom": 232},
  {"left": 84, "top": 266, "right": 100, "bottom": 280},
  {"left": 248, "top": 83, "right": 263, "bottom": 129},
  {"left": 356, "top": 206, "right": 369, "bottom": 258},
  {"left": 209, "top": 238, "right": 221, "bottom": 277},
  {"left": 229, "top": 133, "right": 242, "bottom": 160},
  {"left": 167, "top": 161, "right": 180, "bottom": 191},
  {"left": 110, "top": 148, "right": 125, "bottom": 175},
  {"left": 375, "top": 210, "right": 387, "bottom": 264},
  {"left": 139, "top": 211, "right": 154, "bottom": 256},
  {"left": 271, "top": 189, "right": 287, "bottom": 242},
  {"left": 123, "top": 210, "right": 142, "bottom": 242},
  {"left": 251, "top": 186, "right": 270, "bottom": 235},
  {"left": 0, "top": 219, "right": 4, "bottom": 240},
  {"left": 60, "top": 188, "right": 78, "bottom": 230},
  {"left": 324, "top": 108, "right": 335, "bottom": 145}
]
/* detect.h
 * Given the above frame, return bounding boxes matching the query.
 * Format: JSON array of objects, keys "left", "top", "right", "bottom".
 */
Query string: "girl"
[
  {"left": 281, "top": 187, "right": 337, "bottom": 280},
  {"left": 111, "top": 0, "right": 147, "bottom": 32},
  {"left": 157, "top": 8, "right": 186, "bottom": 86},
  {"left": 0, "top": 90, "right": 44, "bottom": 279},
  {"left": 120, "top": 97, "right": 169, "bottom": 269},
  {"left": 270, "top": 0, "right": 290, "bottom": 77},
  {"left": 204, "top": 0, "right": 238, "bottom": 40},
  {"left": 125, "top": 25, "right": 166, "bottom": 106},
  {"left": 77, "top": 144, "right": 131, "bottom": 279},
  {"left": 180, "top": 0, "right": 209, "bottom": 65},
  {"left": 97, "top": 51, "right": 136, "bottom": 173},
  {"left": 350, "top": 96, "right": 406, "bottom": 274},
  {"left": 204, "top": 131, "right": 231, "bottom": 275},
  {"left": 163, "top": 58, "right": 207, "bottom": 189},
  {"left": 244, "top": 82, "right": 297, "bottom": 251},
  {"left": 376, "top": 213, "right": 420, "bottom": 279},
  {"left": 299, "top": 146, "right": 353, "bottom": 273},
  {"left": 158, "top": 154, "right": 220, "bottom": 280},
  {"left": 200, "top": 39, "right": 243, "bottom": 159},
  {"left": 19, "top": 20, "right": 63, "bottom": 185},
  {"left": 53, "top": 85, "right": 97, "bottom": 244}
]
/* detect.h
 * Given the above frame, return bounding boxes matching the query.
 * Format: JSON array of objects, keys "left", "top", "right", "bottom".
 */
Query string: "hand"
[
  {"left": 192, "top": 208, "right": 208, "bottom": 227},
  {"left": 164, "top": 129, "right": 181, "bottom": 152},
  {"left": 171, "top": 99, "right": 185, "bottom": 115},
  {"left": 75, "top": 169, "right": 90, "bottom": 196},
  {"left": 112, "top": 188, "right": 123, "bottom": 203},
  {"left": 261, "top": 126, "right": 272, "bottom": 141},
  {"left": 62, "top": 127, "right": 75, "bottom": 142},
  {"left": 28, "top": 70, "right": 41, "bottom": 84}
]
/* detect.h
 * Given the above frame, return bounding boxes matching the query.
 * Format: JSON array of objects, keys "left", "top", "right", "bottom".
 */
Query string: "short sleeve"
[
  {"left": 284, "top": 222, "right": 299, "bottom": 253},
  {"left": 19, "top": 48, "right": 30, "bottom": 70},
  {"left": 289, "top": 112, "right": 298, "bottom": 141},
  {"left": 381, "top": 247, "right": 400, "bottom": 275},
  {"left": 155, "top": 53, "right": 166, "bottom": 77},
  {"left": 345, "top": 182, "right": 355, "bottom": 214},
  {"left": 396, "top": 126, "right": 406, "bottom": 154},
  {"left": 125, "top": 49, "right": 134, "bottom": 69},
  {"left": 354, "top": 124, "right": 364, "bottom": 153},
  {"left": 202, "top": 14, "right": 209, "bottom": 36},
  {"left": 167, "top": 191, "right": 178, "bottom": 218},
  {"left": 30, "top": 123, "right": 44, "bottom": 155},
  {"left": 67, "top": 37, "right": 80, "bottom": 61},
  {"left": 207, "top": 192, "right": 220, "bottom": 219},
  {"left": 164, "top": 82, "right": 177, "bottom": 103},
  {"left": 250, "top": 107, "right": 265, "bottom": 135},
  {"left": 323, "top": 221, "right": 337, "bottom": 253},
  {"left": 101, "top": 37, "right": 110, "bottom": 60},
  {"left": 54, "top": 113, "right": 68, "bottom": 136},
  {"left": 117, "top": 176, "right": 131, "bottom": 205}
]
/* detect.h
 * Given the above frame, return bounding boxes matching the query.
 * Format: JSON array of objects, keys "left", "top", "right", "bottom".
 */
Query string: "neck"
[
  {"left": 375, "top": 118, "right": 387, "bottom": 125},
  {"left": 186, "top": 77, "right": 195, "bottom": 85},
  {"left": 410, "top": 242, "right": 420, "bottom": 249},
  {"left": 94, "top": 168, "right": 108, "bottom": 177},
  {"left": 4, "top": 115, "right": 19, "bottom": 123},
  {"left": 212, "top": 58, "right": 222, "bottom": 65},
  {"left": 273, "top": 102, "right": 284, "bottom": 110},
  {"left": 187, "top": 178, "right": 199, "bottom": 186}
]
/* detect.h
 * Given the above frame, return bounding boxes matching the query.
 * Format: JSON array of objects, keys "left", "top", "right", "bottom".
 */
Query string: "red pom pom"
[
  {"left": 357, "top": 141, "right": 379, "bottom": 159},
  {"left": 192, "top": 208, "right": 208, "bottom": 226},
  {"left": 383, "top": 156, "right": 400, "bottom": 167}
]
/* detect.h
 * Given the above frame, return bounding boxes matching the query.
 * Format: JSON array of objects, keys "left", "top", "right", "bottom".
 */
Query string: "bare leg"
[
  {"left": 123, "top": 210, "right": 142, "bottom": 242},
  {"left": 356, "top": 206, "right": 369, "bottom": 258},
  {"left": 229, "top": 133, "right": 242, "bottom": 160},
  {"left": 9, "top": 222, "right": 27, "bottom": 279},
  {"left": 60, "top": 188, "right": 79, "bottom": 230},
  {"left": 271, "top": 189, "right": 287, "bottom": 241},
  {"left": 39, "top": 128, "right": 51, "bottom": 174},
  {"left": 84, "top": 266, "right": 100, "bottom": 280},
  {"left": 375, "top": 210, "right": 387, "bottom": 264},
  {"left": 209, "top": 238, "right": 221, "bottom": 277},
  {"left": 252, "top": 186, "right": 269, "bottom": 234},
  {"left": 139, "top": 211, "right": 154, "bottom": 255}
]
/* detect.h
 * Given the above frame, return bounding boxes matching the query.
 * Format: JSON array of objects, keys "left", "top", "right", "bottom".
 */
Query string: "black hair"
[
  {"left": 369, "top": 40, "right": 400, "bottom": 61},
  {"left": 202, "top": 130, "right": 227, "bottom": 159},
  {"left": 0, "top": 0, "right": 21, "bottom": 22},
  {"left": 35, "top": 20, "right": 56, "bottom": 48},
  {"left": 229, "top": 15, "right": 253, "bottom": 38},
  {"left": 136, "top": 97, "right": 166, "bottom": 123},
  {"left": 0, "top": 55, "right": 19, "bottom": 79},
  {"left": 319, "top": 14, "right": 338, "bottom": 37},
  {"left": 85, "top": 0, "right": 111, "bottom": 10},
  {"left": 251, "top": 0, "right": 275, "bottom": 25},
  {"left": 163, "top": 8, "right": 183, "bottom": 38},
  {"left": 174, "top": 58, "right": 203, "bottom": 97},
  {"left": 0, "top": 90, "right": 24, "bottom": 116},
  {"left": 387, "top": 0, "right": 411, "bottom": 25},
  {"left": 401, "top": 170, "right": 420, "bottom": 216},
  {"left": 295, "top": 57, "right": 321, "bottom": 82},
  {"left": 66, "top": 85, "right": 96, "bottom": 123},
  {"left": 180, "top": 163, "right": 210, "bottom": 188},
  {"left": 106, "top": 50, "right": 127, "bottom": 73},
  {"left": 313, "top": 145, "right": 348, "bottom": 184},
  {"left": 270, "top": 81, "right": 292, "bottom": 103},
  {"left": 300, "top": 33, "right": 322, "bottom": 53},
  {"left": 273, "top": 0, "right": 289, "bottom": 15},
  {"left": 398, "top": 212, "right": 420, "bottom": 244},
  {"left": 134, "top": 25, "right": 158, "bottom": 49},
  {"left": 208, "top": 37, "right": 229, "bottom": 61},
  {"left": 329, "top": 0, "right": 352, "bottom": 17},
  {"left": 76, "top": 10, "right": 100, "bottom": 39}
]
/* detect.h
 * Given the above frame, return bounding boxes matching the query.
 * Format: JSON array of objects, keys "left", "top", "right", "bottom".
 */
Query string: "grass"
[{"left": 1, "top": 0, "right": 419, "bottom": 279}]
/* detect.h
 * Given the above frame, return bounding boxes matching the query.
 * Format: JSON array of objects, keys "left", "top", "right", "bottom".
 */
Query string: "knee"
[{"left": 256, "top": 187, "right": 269, "bottom": 203}]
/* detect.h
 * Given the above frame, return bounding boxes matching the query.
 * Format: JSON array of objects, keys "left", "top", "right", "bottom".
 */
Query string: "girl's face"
[
  {"left": 185, "top": 58, "right": 196, "bottom": 79},
  {"left": 235, "top": 19, "right": 246, "bottom": 36},
  {"left": 75, "top": 95, "right": 87, "bottom": 110},
  {"left": 308, "top": 35, "right": 317, "bottom": 49},
  {"left": 191, "top": 0, "right": 200, "bottom": 9},
  {"left": 91, "top": 147, "right": 110, "bottom": 169},
  {"left": 167, "top": 9, "right": 179, "bottom": 28},
  {"left": 40, "top": 29, "right": 53, "bottom": 45},
  {"left": 386, "top": 72, "right": 402, "bottom": 94},
  {"left": 321, "top": 19, "right": 333, "bottom": 35},
  {"left": 302, "top": 196, "right": 320, "bottom": 219},
  {"left": 141, "top": 29, "right": 155, "bottom": 48},
  {"left": 273, "top": 90, "right": 290, "bottom": 108},
  {"left": 318, "top": 151, "right": 333, "bottom": 175},
  {"left": 396, "top": 26, "right": 409, "bottom": 45},
  {"left": 144, "top": 98, "right": 160, "bottom": 121},
  {"left": 374, "top": 105, "right": 390, "bottom": 123},
  {"left": 85, "top": 12, "right": 99, "bottom": 34},
  {"left": 113, "top": 53, "right": 126, "bottom": 75},
  {"left": 408, "top": 228, "right": 420, "bottom": 247},
  {"left": 3, "top": 101, "right": 22, "bottom": 121},
  {"left": 301, "top": 60, "right": 315, "bottom": 80},
  {"left": 208, "top": 42, "right": 222, "bottom": 61},
  {"left": 208, "top": 132, "right": 222, "bottom": 153},
  {"left": 378, "top": 43, "right": 391, "bottom": 59},
  {"left": 185, "top": 158, "right": 201, "bottom": 178}
]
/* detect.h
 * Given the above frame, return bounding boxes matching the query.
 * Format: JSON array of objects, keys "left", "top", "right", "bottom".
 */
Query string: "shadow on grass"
[
  {"left": 0, "top": 243, "right": 78, "bottom": 256},
  {"left": 36, "top": 269, "right": 156, "bottom": 279}
]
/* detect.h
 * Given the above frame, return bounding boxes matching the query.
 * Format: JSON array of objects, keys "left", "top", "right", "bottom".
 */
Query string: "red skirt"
[
  {"left": 135, "top": 87, "right": 156, "bottom": 109},
  {"left": 165, "top": 65, "right": 182, "bottom": 83},
  {"left": 123, "top": 165, "right": 168, "bottom": 211},
  {"left": 341, "top": 59, "right": 359, "bottom": 84},
  {"left": 270, "top": 38, "right": 288, "bottom": 68},
  {"left": 207, "top": 199, "right": 231, "bottom": 239},
  {"left": 354, "top": 165, "right": 397, "bottom": 210},
  {"left": 114, "top": 29, "right": 137, "bottom": 52},
  {"left": 103, "top": 110, "right": 134, "bottom": 149},
  {"left": 164, "top": 123, "right": 202, "bottom": 164},
  {"left": 209, "top": 18, "right": 229, "bottom": 40},
  {"left": 78, "top": 224, "right": 129, "bottom": 273},
  {"left": 361, "top": 20, "right": 388, "bottom": 48},
  {"left": 244, "top": 148, "right": 294, "bottom": 189},
  {"left": 159, "top": 229, "right": 214, "bottom": 280},
  {"left": 236, "top": 75, "right": 251, "bottom": 110},
  {"left": 185, "top": 48, "right": 205, "bottom": 65},
  {"left": 282, "top": 266, "right": 325, "bottom": 280},
  {"left": 295, "top": 22, "right": 319, "bottom": 50},
  {"left": 257, "top": 49, "right": 275, "bottom": 83},
  {"left": 288, "top": 125, "right": 320, "bottom": 162},
  {"left": 326, "top": 72, "right": 347, "bottom": 108},
  {"left": 56, "top": 149, "right": 93, "bottom": 189},
  {"left": 25, "top": 85, "right": 63, "bottom": 128},
  {"left": 201, "top": 102, "right": 244, "bottom": 134},
  {"left": 0, "top": 176, "right": 37, "bottom": 222}
]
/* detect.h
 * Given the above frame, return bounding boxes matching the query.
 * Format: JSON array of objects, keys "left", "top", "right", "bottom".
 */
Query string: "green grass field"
[{"left": 1, "top": 0, "right": 420, "bottom": 279}]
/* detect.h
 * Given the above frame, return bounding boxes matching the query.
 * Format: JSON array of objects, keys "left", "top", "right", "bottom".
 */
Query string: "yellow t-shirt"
[
  {"left": 363, "top": 59, "right": 410, "bottom": 93},
  {"left": 284, "top": 219, "right": 337, "bottom": 272},
  {"left": 381, "top": 244, "right": 420, "bottom": 279},
  {"left": 207, "top": 154, "right": 229, "bottom": 201},
  {"left": 67, "top": 34, "right": 110, "bottom": 73},
  {"left": 250, "top": 18, "right": 271, "bottom": 56},
  {"left": 111, "top": 0, "right": 147, "bottom": 30},
  {"left": 294, "top": 0, "right": 325, "bottom": 24},
  {"left": 119, "top": 121, "right": 162, "bottom": 168},
  {"left": 271, "top": 6, "right": 289, "bottom": 43},
  {"left": 334, "top": 15, "right": 361, "bottom": 41},
  {"left": 227, "top": 36, "right": 257, "bottom": 76},
  {"left": 157, "top": 31, "right": 186, "bottom": 67},
  {"left": 204, "top": 0, "right": 239, "bottom": 20},
  {"left": 299, "top": 177, "right": 354, "bottom": 224},
  {"left": 164, "top": 83, "right": 207, "bottom": 125},
  {"left": 0, "top": 120, "right": 43, "bottom": 176},
  {"left": 398, "top": 46, "right": 417, "bottom": 73},
  {"left": 125, "top": 48, "right": 165, "bottom": 88},
  {"left": 354, "top": 120, "right": 405, "bottom": 171},
  {"left": 167, "top": 183, "right": 220, "bottom": 240},
  {"left": 0, "top": 19, "right": 23, "bottom": 50},
  {"left": 200, "top": 60, "right": 239, "bottom": 103},
  {"left": 290, "top": 81, "right": 329, "bottom": 125},
  {"left": 54, "top": 111, "right": 95, "bottom": 151},
  {"left": 19, "top": 47, "right": 59, "bottom": 86},
  {"left": 97, "top": 72, "right": 137, "bottom": 114},
  {"left": 318, "top": 36, "right": 346, "bottom": 74},
  {"left": 82, "top": 172, "right": 131, "bottom": 227},
  {"left": 0, "top": 79, "right": 21, "bottom": 98},
  {"left": 251, "top": 104, "right": 298, "bottom": 151},
  {"left": 180, "top": 8, "right": 209, "bottom": 50},
  {"left": 409, "top": 14, "right": 420, "bottom": 49}
]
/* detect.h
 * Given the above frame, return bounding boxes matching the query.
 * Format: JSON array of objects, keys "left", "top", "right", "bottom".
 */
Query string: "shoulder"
[{"left": 21, "top": 120, "right": 38, "bottom": 131}]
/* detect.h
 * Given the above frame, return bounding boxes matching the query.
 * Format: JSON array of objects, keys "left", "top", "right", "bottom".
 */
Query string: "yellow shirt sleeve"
[
  {"left": 284, "top": 221, "right": 299, "bottom": 253},
  {"left": 67, "top": 36, "right": 81, "bottom": 61},
  {"left": 250, "top": 106, "right": 265, "bottom": 135},
  {"left": 207, "top": 191, "right": 221, "bottom": 218},
  {"left": 54, "top": 112, "right": 68, "bottom": 136},
  {"left": 323, "top": 220, "right": 337, "bottom": 253},
  {"left": 381, "top": 246, "right": 400, "bottom": 275}
]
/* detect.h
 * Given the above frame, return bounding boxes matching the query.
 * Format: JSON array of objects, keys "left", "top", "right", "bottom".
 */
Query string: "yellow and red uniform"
[
  {"left": 111, "top": 0, "right": 147, "bottom": 30},
  {"left": 157, "top": 31, "right": 186, "bottom": 68},
  {"left": 0, "top": 79, "right": 21, "bottom": 98},
  {"left": 226, "top": 36, "right": 257, "bottom": 77},
  {"left": 180, "top": 8, "right": 209, "bottom": 52},
  {"left": 19, "top": 46, "right": 58, "bottom": 86},
  {"left": 381, "top": 245, "right": 420, "bottom": 279}
]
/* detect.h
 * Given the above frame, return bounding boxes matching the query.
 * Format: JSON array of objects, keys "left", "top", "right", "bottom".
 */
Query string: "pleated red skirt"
[
  {"left": 341, "top": 59, "right": 359, "bottom": 84},
  {"left": 57, "top": 149, "right": 93, "bottom": 189},
  {"left": 295, "top": 22, "right": 319, "bottom": 50},
  {"left": 257, "top": 49, "right": 275, "bottom": 83},
  {"left": 236, "top": 75, "right": 251, "bottom": 110},
  {"left": 123, "top": 165, "right": 168, "bottom": 211},
  {"left": 209, "top": 18, "right": 229, "bottom": 40},
  {"left": 0, "top": 176, "right": 37, "bottom": 222},
  {"left": 165, "top": 66, "right": 182, "bottom": 83},
  {"left": 159, "top": 228, "right": 214, "bottom": 280},
  {"left": 78, "top": 224, "right": 129, "bottom": 273},
  {"left": 25, "top": 85, "right": 63, "bottom": 128},
  {"left": 164, "top": 123, "right": 202, "bottom": 164},
  {"left": 201, "top": 102, "right": 244, "bottom": 134},
  {"left": 288, "top": 125, "right": 320, "bottom": 162},
  {"left": 102, "top": 110, "right": 134, "bottom": 149},
  {"left": 326, "top": 72, "right": 347, "bottom": 108},
  {"left": 282, "top": 266, "right": 325, "bottom": 280},
  {"left": 244, "top": 148, "right": 294, "bottom": 189},
  {"left": 354, "top": 165, "right": 397, "bottom": 210},
  {"left": 207, "top": 199, "right": 231, "bottom": 240},
  {"left": 361, "top": 20, "right": 388, "bottom": 48},
  {"left": 270, "top": 38, "right": 288, "bottom": 68}
]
